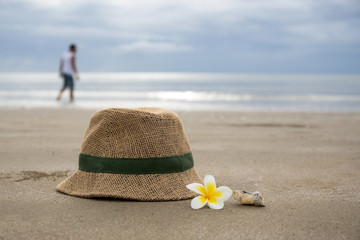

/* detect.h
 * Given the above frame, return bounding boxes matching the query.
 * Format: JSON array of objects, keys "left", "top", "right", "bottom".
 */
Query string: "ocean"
[{"left": 0, "top": 72, "right": 359, "bottom": 112}]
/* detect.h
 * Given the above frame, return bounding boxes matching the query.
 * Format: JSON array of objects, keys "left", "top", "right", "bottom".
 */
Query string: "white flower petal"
[
  {"left": 191, "top": 196, "right": 208, "bottom": 209},
  {"left": 204, "top": 175, "right": 216, "bottom": 187},
  {"left": 207, "top": 197, "right": 224, "bottom": 210},
  {"left": 216, "top": 186, "right": 233, "bottom": 201},
  {"left": 186, "top": 183, "right": 206, "bottom": 195}
]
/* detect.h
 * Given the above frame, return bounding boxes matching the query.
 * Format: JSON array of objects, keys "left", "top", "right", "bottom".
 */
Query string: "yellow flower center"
[
  {"left": 195, "top": 182, "right": 223, "bottom": 202},
  {"left": 205, "top": 182, "right": 222, "bottom": 199}
]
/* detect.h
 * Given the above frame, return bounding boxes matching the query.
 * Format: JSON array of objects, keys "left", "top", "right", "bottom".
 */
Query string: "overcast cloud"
[{"left": 0, "top": 0, "right": 359, "bottom": 73}]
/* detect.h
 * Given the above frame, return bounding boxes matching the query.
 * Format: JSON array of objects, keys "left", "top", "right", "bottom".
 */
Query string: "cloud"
[
  {"left": 115, "top": 40, "right": 192, "bottom": 53},
  {"left": 3, "top": 0, "right": 359, "bottom": 45},
  {"left": 0, "top": 0, "right": 359, "bottom": 72},
  {"left": 286, "top": 21, "right": 360, "bottom": 44},
  {"left": 0, "top": 55, "right": 40, "bottom": 71}
]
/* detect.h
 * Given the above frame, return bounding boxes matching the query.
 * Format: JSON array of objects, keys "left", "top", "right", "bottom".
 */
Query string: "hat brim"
[{"left": 56, "top": 167, "right": 202, "bottom": 201}]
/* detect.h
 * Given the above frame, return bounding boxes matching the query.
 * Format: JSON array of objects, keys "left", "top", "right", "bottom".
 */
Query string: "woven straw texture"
[
  {"left": 56, "top": 107, "right": 203, "bottom": 201},
  {"left": 81, "top": 108, "right": 191, "bottom": 158},
  {"left": 56, "top": 168, "right": 201, "bottom": 201}
]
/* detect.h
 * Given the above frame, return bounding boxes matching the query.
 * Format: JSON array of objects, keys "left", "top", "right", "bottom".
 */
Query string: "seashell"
[{"left": 232, "top": 190, "right": 265, "bottom": 207}]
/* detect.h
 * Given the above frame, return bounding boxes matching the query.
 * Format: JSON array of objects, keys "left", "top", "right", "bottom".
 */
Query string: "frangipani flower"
[{"left": 186, "top": 175, "right": 233, "bottom": 210}]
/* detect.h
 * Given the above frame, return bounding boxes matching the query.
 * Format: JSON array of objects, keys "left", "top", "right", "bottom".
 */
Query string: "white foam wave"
[
  {"left": 1, "top": 72, "right": 359, "bottom": 83},
  {"left": 1, "top": 90, "right": 360, "bottom": 102}
]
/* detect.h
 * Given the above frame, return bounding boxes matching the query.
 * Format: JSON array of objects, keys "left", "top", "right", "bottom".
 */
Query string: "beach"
[{"left": 0, "top": 108, "right": 359, "bottom": 239}]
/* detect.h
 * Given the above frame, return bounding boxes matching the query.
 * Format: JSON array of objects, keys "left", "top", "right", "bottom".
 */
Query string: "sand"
[{"left": 0, "top": 109, "right": 359, "bottom": 239}]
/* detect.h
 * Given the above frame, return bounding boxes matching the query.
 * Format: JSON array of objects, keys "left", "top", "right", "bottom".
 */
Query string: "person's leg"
[
  {"left": 70, "top": 89, "right": 74, "bottom": 102},
  {"left": 68, "top": 75, "right": 74, "bottom": 102},
  {"left": 56, "top": 77, "right": 66, "bottom": 101}
]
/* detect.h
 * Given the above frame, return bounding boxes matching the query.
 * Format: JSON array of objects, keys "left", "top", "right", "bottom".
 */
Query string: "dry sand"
[{"left": 0, "top": 109, "right": 359, "bottom": 239}]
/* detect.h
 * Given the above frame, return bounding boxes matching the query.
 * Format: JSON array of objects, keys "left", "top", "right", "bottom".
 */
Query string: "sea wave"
[
  {"left": 1, "top": 90, "right": 360, "bottom": 102},
  {"left": 1, "top": 73, "right": 359, "bottom": 111},
  {"left": 1, "top": 72, "right": 359, "bottom": 83}
]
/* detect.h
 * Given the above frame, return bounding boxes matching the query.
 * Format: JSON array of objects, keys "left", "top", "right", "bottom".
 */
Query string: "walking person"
[{"left": 57, "top": 44, "right": 79, "bottom": 102}]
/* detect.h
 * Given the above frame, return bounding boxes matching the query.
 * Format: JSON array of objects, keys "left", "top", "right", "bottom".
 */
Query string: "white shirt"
[{"left": 61, "top": 51, "right": 75, "bottom": 75}]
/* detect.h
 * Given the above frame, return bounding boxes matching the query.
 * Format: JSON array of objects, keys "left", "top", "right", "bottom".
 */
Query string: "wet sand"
[{"left": 0, "top": 109, "right": 359, "bottom": 239}]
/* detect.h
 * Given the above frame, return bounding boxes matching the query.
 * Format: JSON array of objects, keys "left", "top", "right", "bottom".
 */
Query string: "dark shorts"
[{"left": 63, "top": 73, "right": 74, "bottom": 90}]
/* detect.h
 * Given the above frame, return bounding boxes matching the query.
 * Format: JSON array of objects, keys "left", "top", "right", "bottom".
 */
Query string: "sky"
[{"left": 0, "top": 0, "right": 359, "bottom": 73}]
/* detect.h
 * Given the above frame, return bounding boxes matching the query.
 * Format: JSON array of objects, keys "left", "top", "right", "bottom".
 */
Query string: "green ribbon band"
[{"left": 78, "top": 152, "right": 194, "bottom": 174}]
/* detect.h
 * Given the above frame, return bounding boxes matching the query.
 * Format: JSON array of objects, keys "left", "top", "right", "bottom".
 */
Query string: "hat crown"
[{"left": 80, "top": 108, "right": 191, "bottom": 158}]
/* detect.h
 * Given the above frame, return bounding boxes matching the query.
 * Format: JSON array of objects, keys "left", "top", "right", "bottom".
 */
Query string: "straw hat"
[{"left": 56, "top": 107, "right": 203, "bottom": 201}]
